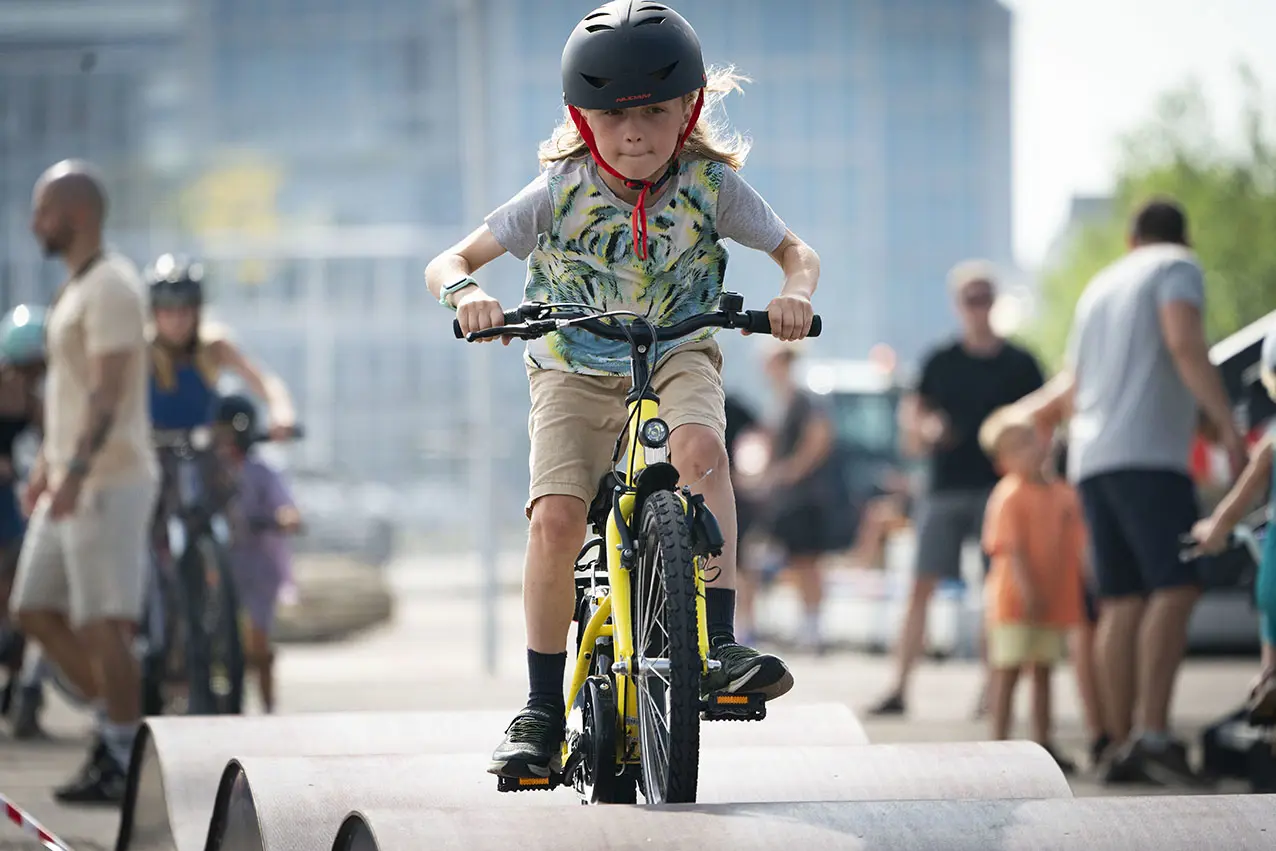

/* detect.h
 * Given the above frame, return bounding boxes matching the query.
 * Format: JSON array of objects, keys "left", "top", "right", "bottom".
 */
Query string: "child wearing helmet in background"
[
  {"left": 426, "top": 0, "right": 820, "bottom": 780},
  {"left": 1189, "top": 328, "right": 1276, "bottom": 724},
  {"left": 0, "top": 304, "right": 47, "bottom": 735},
  {"left": 146, "top": 253, "right": 297, "bottom": 436},
  {"left": 213, "top": 394, "right": 302, "bottom": 715}
]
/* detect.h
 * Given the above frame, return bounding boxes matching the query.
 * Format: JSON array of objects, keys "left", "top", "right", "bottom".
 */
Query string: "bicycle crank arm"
[{"left": 612, "top": 658, "right": 722, "bottom": 677}]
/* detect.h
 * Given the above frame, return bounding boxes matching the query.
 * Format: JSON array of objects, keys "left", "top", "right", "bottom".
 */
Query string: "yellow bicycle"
[{"left": 454, "top": 291, "right": 822, "bottom": 804}]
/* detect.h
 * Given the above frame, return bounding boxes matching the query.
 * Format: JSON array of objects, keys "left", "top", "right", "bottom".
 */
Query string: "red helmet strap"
[{"left": 567, "top": 88, "right": 706, "bottom": 260}]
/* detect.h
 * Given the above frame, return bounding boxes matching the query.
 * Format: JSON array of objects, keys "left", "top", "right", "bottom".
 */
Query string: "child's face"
[
  {"left": 213, "top": 424, "right": 245, "bottom": 463},
  {"left": 997, "top": 425, "right": 1046, "bottom": 477},
  {"left": 581, "top": 96, "right": 693, "bottom": 181},
  {"left": 154, "top": 305, "right": 198, "bottom": 347}
]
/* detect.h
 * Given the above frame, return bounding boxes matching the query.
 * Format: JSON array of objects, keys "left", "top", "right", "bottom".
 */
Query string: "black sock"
[
  {"left": 706, "top": 587, "right": 736, "bottom": 646},
  {"left": 527, "top": 649, "right": 567, "bottom": 710}
]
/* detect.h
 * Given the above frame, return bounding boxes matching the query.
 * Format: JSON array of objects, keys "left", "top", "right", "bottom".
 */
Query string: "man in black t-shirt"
[
  {"left": 760, "top": 344, "right": 838, "bottom": 652},
  {"left": 869, "top": 261, "right": 1045, "bottom": 716}
]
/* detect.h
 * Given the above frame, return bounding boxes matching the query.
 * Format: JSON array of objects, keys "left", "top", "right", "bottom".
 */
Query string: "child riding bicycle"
[
  {"left": 212, "top": 394, "right": 302, "bottom": 715},
  {"left": 426, "top": 0, "right": 820, "bottom": 780},
  {"left": 1188, "top": 328, "right": 1276, "bottom": 724}
]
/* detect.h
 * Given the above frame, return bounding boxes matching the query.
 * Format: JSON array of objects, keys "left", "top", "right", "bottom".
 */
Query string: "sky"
[{"left": 1004, "top": 0, "right": 1276, "bottom": 268}]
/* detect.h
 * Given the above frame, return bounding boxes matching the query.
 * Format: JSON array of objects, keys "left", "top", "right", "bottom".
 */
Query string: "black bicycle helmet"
[
  {"left": 146, "top": 253, "right": 205, "bottom": 309},
  {"left": 561, "top": 1, "right": 708, "bottom": 260},
  {"left": 562, "top": 1, "right": 707, "bottom": 110},
  {"left": 214, "top": 394, "right": 259, "bottom": 449}
]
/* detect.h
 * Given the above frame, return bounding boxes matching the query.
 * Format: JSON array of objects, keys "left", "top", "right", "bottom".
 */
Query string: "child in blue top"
[
  {"left": 426, "top": 0, "right": 820, "bottom": 780},
  {"left": 1191, "top": 328, "right": 1276, "bottom": 723}
]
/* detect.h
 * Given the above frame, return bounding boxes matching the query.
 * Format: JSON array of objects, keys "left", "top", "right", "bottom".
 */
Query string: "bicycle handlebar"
[
  {"left": 263, "top": 424, "right": 306, "bottom": 442},
  {"left": 1178, "top": 523, "right": 1262, "bottom": 564},
  {"left": 152, "top": 423, "right": 306, "bottom": 451},
  {"left": 452, "top": 300, "right": 822, "bottom": 344}
]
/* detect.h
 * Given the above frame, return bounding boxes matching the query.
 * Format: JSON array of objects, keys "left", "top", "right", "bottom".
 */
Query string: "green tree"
[{"left": 1030, "top": 66, "right": 1276, "bottom": 371}]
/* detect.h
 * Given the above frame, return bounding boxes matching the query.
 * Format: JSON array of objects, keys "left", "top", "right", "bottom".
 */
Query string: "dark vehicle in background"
[{"left": 797, "top": 352, "right": 915, "bottom": 533}]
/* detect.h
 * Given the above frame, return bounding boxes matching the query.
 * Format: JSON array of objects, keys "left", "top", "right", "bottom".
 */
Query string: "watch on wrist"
[{"left": 439, "top": 276, "right": 478, "bottom": 310}]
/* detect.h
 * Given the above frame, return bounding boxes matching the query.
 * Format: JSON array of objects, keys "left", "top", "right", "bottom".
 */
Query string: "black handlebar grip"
[
  {"left": 453, "top": 308, "right": 525, "bottom": 339},
  {"left": 741, "top": 311, "right": 823, "bottom": 338},
  {"left": 261, "top": 424, "right": 304, "bottom": 442}
]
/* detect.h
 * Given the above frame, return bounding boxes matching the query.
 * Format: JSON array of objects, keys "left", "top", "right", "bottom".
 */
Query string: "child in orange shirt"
[{"left": 979, "top": 407, "right": 1085, "bottom": 772}]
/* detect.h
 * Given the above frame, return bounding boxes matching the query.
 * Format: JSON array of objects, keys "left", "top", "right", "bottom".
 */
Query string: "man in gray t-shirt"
[{"left": 1020, "top": 199, "right": 1246, "bottom": 787}]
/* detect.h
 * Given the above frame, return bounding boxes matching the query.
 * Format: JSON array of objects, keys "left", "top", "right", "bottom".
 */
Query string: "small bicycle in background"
[{"left": 142, "top": 422, "right": 303, "bottom": 717}]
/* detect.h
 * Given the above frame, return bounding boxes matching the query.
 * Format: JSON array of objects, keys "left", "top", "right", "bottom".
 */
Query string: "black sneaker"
[
  {"left": 487, "top": 705, "right": 565, "bottom": 779},
  {"left": 1134, "top": 737, "right": 1212, "bottom": 789},
  {"left": 703, "top": 641, "right": 793, "bottom": 700},
  {"left": 867, "top": 693, "right": 906, "bottom": 716},
  {"left": 10, "top": 684, "right": 48, "bottom": 740},
  {"left": 1248, "top": 677, "right": 1276, "bottom": 727},
  {"left": 1088, "top": 733, "right": 1113, "bottom": 771},
  {"left": 54, "top": 739, "right": 127, "bottom": 805},
  {"left": 1099, "top": 739, "right": 1158, "bottom": 786}
]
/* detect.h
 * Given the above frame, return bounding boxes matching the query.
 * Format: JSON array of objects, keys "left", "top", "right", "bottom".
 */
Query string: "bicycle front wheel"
[
  {"left": 631, "top": 488, "right": 701, "bottom": 804},
  {"left": 199, "top": 538, "right": 246, "bottom": 715},
  {"left": 180, "top": 536, "right": 245, "bottom": 715}
]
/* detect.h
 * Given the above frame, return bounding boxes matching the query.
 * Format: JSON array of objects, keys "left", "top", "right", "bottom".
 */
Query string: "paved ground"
[{"left": 0, "top": 552, "right": 1265, "bottom": 849}]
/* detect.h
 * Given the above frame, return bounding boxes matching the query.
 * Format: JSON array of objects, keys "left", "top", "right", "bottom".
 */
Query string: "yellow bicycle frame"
[{"left": 563, "top": 395, "right": 711, "bottom": 767}]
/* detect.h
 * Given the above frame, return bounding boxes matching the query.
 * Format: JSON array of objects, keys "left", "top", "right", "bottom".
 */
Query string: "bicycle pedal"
[
  {"left": 700, "top": 691, "right": 767, "bottom": 721},
  {"left": 496, "top": 773, "right": 563, "bottom": 793}
]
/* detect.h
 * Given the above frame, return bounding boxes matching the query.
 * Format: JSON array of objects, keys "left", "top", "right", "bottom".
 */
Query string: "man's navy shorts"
[{"left": 1077, "top": 469, "right": 1201, "bottom": 598}]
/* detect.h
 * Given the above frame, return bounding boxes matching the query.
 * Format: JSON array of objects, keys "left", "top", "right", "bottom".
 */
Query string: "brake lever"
[{"left": 465, "top": 319, "right": 558, "bottom": 343}]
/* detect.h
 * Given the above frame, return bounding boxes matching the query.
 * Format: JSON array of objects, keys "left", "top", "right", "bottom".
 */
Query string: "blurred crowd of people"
[{"left": 725, "top": 197, "right": 1275, "bottom": 787}]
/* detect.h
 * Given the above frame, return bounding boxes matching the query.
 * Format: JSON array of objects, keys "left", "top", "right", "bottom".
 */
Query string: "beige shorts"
[
  {"left": 526, "top": 340, "right": 727, "bottom": 514},
  {"left": 987, "top": 623, "right": 1068, "bottom": 669},
  {"left": 10, "top": 476, "right": 158, "bottom": 627}
]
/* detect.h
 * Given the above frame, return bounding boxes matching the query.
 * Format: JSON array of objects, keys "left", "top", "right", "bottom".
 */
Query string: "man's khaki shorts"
[
  {"left": 526, "top": 340, "right": 727, "bottom": 514},
  {"left": 10, "top": 477, "right": 158, "bottom": 628}
]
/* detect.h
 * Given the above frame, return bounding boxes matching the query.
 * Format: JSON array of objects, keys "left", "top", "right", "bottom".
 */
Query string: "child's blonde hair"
[
  {"left": 538, "top": 65, "right": 752, "bottom": 171},
  {"left": 1262, "top": 363, "right": 1276, "bottom": 401},
  {"left": 979, "top": 405, "right": 1035, "bottom": 460},
  {"left": 147, "top": 318, "right": 229, "bottom": 392}
]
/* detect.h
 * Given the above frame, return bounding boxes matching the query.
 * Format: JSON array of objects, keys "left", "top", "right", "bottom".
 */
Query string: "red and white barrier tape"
[{"left": 1, "top": 793, "right": 73, "bottom": 851}]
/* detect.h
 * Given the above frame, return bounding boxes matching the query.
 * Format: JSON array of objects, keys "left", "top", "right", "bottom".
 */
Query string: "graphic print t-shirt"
[{"left": 486, "top": 155, "right": 788, "bottom": 376}]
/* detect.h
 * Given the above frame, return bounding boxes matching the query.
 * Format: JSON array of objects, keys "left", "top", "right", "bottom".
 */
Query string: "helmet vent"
[
  {"left": 585, "top": 23, "right": 615, "bottom": 33},
  {"left": 649, "top": 61, "right": 678, "bottom": 80},
  {"left": 634, "top": 15, "right": 666, "bottom": 26},
  {"left": 580, "top": 73, "right": 611, "bottom": 89},
  {"left": 637, "top": 4, "right": 668, "bottom": 11}
]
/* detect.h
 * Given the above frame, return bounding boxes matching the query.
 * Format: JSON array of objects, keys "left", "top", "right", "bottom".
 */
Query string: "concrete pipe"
[
  {"left": 117, "top": 702, "right": 866, "bottom": 851},
  {"left": 202, "top": 742, "right": 1068, "bottom": 851},
  {"left": 334, "top": 795, "right": 1276, "bottom": 851}
]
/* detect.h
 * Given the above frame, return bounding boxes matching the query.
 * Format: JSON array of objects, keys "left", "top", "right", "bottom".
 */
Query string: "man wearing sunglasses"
[{"left": 869, "top": 260, "right": 1044, "bottom": 717}]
